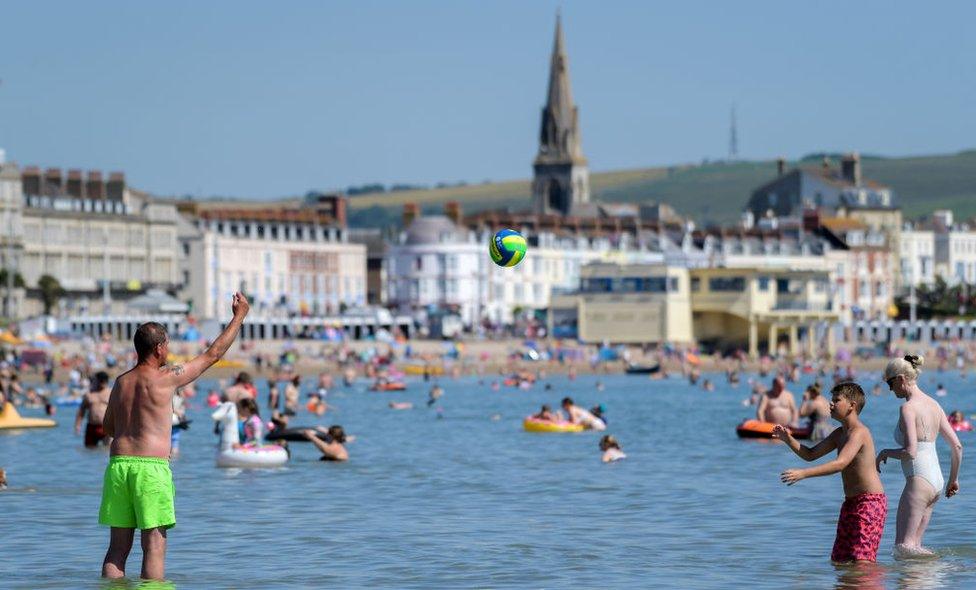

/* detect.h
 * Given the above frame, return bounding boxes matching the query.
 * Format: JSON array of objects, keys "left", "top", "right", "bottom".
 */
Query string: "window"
[
  {"left": 758, "top": 277, "right": 770, "bottom": 291},
  {"left": 581, "top": 278, "right": 612, "bottom": 293},
  {"left": 669, "top": 277, "right": 679, "bottom": 292},
  {"left": 708, "top": 277, "right": 745, "bottom": 292},
  {"left": 691, "top": 277, "right": 700, "bottom": 292}
]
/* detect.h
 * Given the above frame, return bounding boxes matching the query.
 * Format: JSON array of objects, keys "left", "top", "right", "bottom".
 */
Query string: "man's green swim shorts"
[{"left": 98, "top": 455, "right": 175, "bottom": 530}]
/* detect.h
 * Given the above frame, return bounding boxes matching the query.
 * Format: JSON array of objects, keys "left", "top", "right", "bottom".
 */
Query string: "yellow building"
[
  {"left": 549, "top": 262, "right": 693, "bottom": 344},
  {"left": 690, "top": 267, "right": 838, "bottom": 356}
]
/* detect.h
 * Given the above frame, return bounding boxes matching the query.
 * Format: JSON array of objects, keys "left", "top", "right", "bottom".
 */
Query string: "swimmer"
[
  {"left": 533, "top": 404, "right": 559, "bottom": 422},
  {"left": 427, "top": 384, "right": 444, "bottom": 407},
  {"left": 589, "top": 404, "right": 607, "bottom": 426},
  {"left": 75, "top": 371, "right": 112, "bottom": 448},
  {"left": 757, "top": 377, "right": 798, "bottom": 426},
  {"left": 389, "top": 401, "right": 413, "bottom": 410},
  {"left": 0, "top": 467, "right": 6, "bottom": 490},
  {"left": 283, "top": 376, "right": 301, "bottom": 416},
  {"left": 936, "top": 383, "right": 947, "bottom": 397},
  {"left": 702, "top": 379, "right": 715, "bottom": 392},
  {"left": 772, "top": 382, "right": 887, "bottom": 563},
  {"left": 596, "top": 381, "right": 605, "bottom": 392},
  {"left": 562, "top": 397, "right": 607, "bottom": 431},
  {"left": 223, "top": 372, "right": 256, "bottom": 403},
  {"left": 600, "top": 435, "right": 627, "bottom": 463},
  {"left": 304, "top": 425, "right": 348, "bottom": 462}
]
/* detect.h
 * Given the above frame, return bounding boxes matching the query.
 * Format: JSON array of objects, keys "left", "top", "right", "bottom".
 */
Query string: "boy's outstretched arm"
[
  {"left": 780, "top": 429, "right": 864, "bottom": 485},
  {"left": 772, "top": 424, "right": 838, "bottom": 461}
]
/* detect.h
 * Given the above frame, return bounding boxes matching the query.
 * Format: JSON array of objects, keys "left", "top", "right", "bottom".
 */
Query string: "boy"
[
  {"left": 99, "top": 293, "right": 249, "bottom": 580},
  {"left": 772, "top": 382, "right": 887, "bottom": 563}
]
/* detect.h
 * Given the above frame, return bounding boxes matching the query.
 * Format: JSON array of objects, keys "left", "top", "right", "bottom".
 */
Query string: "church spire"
[
  {"left": 536, "top": 12, "right": 585, "bottom": 165},
  {"left": 532, "top": 13, "right": 590, "bottom": 216}
]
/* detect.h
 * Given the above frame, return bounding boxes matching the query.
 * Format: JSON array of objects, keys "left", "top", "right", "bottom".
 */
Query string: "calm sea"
[{"left": 2, "top": 370, "right": 975, "bottom": 589}]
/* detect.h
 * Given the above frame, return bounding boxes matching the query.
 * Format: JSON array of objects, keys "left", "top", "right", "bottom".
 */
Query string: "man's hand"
[
  {"left": 875, "top": 449, "right": 888, "bottom": 472},
  {"left": 946, "top": 481, "right": 960, "bottom": 498},
  {"left": 303, "top": 429, "right": 317, "bottom": 440},
  {"left": 781, "top": 469, "right": 805, "bottom": 486},
  {"left": 771, "top": 424, "right": 793, "bottom": 442},
  {"left": 232, "top": 292, "right": 250, "bottom": 319}
]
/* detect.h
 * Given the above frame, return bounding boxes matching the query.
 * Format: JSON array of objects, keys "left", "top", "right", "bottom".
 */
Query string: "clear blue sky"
[{"left": 1, "top": 1, "right": 973, "bottom": 198}]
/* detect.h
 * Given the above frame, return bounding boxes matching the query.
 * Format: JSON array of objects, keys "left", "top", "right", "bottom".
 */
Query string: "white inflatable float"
[{"left": 211, "top": 402, "right": 289, "bottom": 468}]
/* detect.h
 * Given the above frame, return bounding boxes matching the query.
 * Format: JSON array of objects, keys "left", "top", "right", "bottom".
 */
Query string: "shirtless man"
[
  {"left": 756, "top": 376, "right": 798, "bottom": 426},
  {"left": 223, "top": 372, "right": 256, "bottom": 404},
  {"left": 561, "top": 397, "right": 607, "bottom": 431},
  {"left": 283, "top": 375, "right": 301, "bottom": 415},
  {"left": 75, "top": 371, "right": 113, "bottom": 448},
  {"left": 98, "top": 292, "right": 249, "bottom": 581},
  {"left": 772, "top": 382, "right": 887, "bottom": 563}
]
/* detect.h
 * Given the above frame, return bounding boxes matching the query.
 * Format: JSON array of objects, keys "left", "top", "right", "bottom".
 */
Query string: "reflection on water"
[{"left": 1, "top": 372, "right": 974, "bottom": 589}]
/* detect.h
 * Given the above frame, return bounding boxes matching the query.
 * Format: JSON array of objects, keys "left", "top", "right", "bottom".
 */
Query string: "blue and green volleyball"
[{"left": 489, "top": 229, "right": 527, "bottom": 267}]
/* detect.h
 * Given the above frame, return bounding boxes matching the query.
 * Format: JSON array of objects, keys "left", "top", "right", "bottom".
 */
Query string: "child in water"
[
  {"left": 772, "top": 382, "right": 887, "bottom": 563},
  {"left": 600, "top": 435, "right": 626, "bottom": 463},
  {"left": 236, "top": 398, "right": 264, "bottom": 447},
  {"left": 533, "top": 404, "right": 559, "bottom": 422}
]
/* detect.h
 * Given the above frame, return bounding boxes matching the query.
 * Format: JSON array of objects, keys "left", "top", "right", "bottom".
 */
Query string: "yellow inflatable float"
[
  {"left": 522, "top": 416, "right": 584, "bottom": 433},
  {"left": 0, "top": 402, "right": 56, "bottom": 430}
]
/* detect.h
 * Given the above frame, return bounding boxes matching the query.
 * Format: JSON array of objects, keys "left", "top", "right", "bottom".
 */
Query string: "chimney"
[
  {"left": 802, "top": 208, "right": 821, "bottom": 232},
  {"left": 444, "top": 201, "right": 462, "bottom": 226},
  {"left": 333, "top": 195, "right": 347, "bottom": 227},
  {"left": 403, "top": 202, "right": 420, "bottom": 227},
  {"left": 44, "top": 168, "right": 63, "bottom": 196},
  {"left": 66, "top": 169, "right": 84, "bottom": 198},
  {"left": 841, "top": 152, "right": 861, "bottom": 185},
  {"left": 22, "top": 166, "right": 41, "bottom": 196},
  {"left": 776, "top": 157, "right": 786, "bottom": 177},
  {"left": 86, "top": 170, "right": 105, "bottom": 199},
  {"left": 106, "top": 171, "right": 125, "bottom": 200}
]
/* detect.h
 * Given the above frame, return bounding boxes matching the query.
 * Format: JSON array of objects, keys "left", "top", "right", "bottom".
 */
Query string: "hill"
[{"left": 344, "top": 149, "right": 976, "bottom": 228}]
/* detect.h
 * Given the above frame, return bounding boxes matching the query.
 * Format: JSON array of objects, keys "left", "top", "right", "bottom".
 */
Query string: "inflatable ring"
[
  {"left": 736, "top": 419, "right": 811, "bottom": 440},
  {"left": 523, "top": 416, "right": 584, "bottom": 433}
]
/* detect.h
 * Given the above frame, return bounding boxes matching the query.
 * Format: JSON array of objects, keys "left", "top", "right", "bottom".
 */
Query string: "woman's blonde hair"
[{"left": 884, "top": 354, "right": 924, "bottom": 382}]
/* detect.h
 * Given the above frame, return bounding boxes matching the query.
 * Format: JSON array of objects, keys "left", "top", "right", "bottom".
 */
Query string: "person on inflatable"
[
  {"left": 561, "top": 397, "right": 606, "bottom": 431},
  {"left": 236, "top": 398, "right": 264, "bottom": 447},
  {"left": 532, "top": 404, "right": 559, "bottom": 422},
  {"left": 304, "top": 425, "right": 348, "bottom": 462}
]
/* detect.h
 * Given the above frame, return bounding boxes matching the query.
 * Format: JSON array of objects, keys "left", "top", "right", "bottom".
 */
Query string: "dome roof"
[{"left": 404, "top": 215, "right": 463, "bottom": 245}]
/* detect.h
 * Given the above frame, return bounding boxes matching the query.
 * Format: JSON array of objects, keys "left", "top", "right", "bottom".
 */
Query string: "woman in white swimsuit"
[{"left": 876, "top": 355, "right": 963, "bottom": 558}]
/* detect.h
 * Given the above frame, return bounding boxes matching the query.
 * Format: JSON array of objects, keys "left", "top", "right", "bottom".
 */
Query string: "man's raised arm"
[{"left": 163, "top": 292, "right": 250, "bottom": 388}]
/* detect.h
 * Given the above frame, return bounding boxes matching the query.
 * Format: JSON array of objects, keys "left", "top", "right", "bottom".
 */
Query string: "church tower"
[{"left": 533, "top": 13, "right": 590, "bottom": 216}]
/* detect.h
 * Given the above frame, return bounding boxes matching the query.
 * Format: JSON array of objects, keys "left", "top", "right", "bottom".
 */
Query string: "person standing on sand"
[
  {"left": 98, "top": 292, "right": 249, "bottom": 581},
  {"left": 76, "top": 371, "right": 113, "bottom": 448}
]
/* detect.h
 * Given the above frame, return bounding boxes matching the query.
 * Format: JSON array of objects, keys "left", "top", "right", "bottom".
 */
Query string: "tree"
[
  {"left": 0, "top": 269, "right": 26, "bottom": 288},
  {"left": 37, "top": 274, "right": 64, "bottom": 315}
]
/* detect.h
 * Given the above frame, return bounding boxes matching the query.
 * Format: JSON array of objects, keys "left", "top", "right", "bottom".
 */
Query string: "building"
[
  {"left": 180, "top": 193, "right": 366, "bottom": 320},
  {"left": 0, "top": 156, "right": 181, "bottom": 318},
  {"left": 549, "top": 262, "right": 692, "bottom": 344},
  {"left": 899, "top": 224, "right": 936, "bottom": 289},
  {"left": 385, "top": 205, "right": 485, "bottom": 326},
  {"left": 746, "top": 153, "right": 894, "bottom": 219},
  {"left": 532, "top": 14, "right": 590, "bottom": 216}
]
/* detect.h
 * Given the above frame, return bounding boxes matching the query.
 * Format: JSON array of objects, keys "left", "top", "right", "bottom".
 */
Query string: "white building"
[
  {"left": 181, "top": 195, "right": 366, "bottom": 320},
  {"left": 935, "top": 216, "right": 976, "bottom": 286},
  {"left": 0, "top": 158, "right": 180, "bottom": 317},
  {"left": 899, "top": 226, "right": 936, "bottom": 289}
]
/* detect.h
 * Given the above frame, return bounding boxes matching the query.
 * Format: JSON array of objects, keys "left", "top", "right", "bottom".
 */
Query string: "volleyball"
[{"left": 489, "top": 229, "right": 527, "bottom": 267}]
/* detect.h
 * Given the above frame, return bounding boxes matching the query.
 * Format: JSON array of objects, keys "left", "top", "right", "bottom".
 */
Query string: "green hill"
[{"left": 345, "top": 150, "right": 976, "bottom": 228}]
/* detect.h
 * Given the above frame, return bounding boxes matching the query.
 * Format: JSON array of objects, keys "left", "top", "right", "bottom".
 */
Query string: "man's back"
[
  {"left": 85, "top": 388, "right": 112, "bottom": 425},
  {"left": 108, "top": 366, "right": 174, "bottom": 459}
]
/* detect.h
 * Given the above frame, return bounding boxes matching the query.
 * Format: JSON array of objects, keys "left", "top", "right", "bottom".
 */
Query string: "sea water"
[{"left": 2, "top": 370, "right": 975, "bottom": 589}]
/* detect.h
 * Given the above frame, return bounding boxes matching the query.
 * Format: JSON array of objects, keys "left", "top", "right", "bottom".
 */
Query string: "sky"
[{"left": 0, "top": 1, "right": 974, "bottom": 199}]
